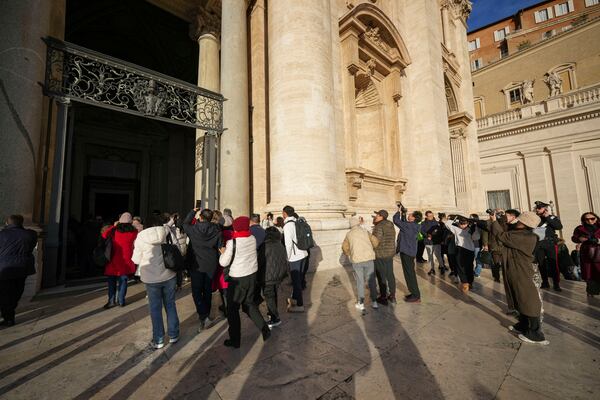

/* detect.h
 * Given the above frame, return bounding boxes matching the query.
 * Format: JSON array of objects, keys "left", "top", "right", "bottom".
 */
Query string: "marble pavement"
[{"left": 0, "top": 259, "right": 598, "bottom": 400}]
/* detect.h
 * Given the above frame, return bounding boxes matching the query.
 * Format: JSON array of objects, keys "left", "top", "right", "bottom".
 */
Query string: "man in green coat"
[{"left": 489, "top": 211, "right": 549, "bottom": 345}]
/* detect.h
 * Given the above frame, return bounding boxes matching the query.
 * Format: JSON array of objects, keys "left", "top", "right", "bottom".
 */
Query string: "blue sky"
[{"left": 467, "top": 0, "right": 546, "bottom": 32}]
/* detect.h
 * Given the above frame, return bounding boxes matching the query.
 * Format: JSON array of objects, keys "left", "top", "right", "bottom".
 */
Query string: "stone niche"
[{"left": 339, "top": 3, "right": 410, "bottom": 211}]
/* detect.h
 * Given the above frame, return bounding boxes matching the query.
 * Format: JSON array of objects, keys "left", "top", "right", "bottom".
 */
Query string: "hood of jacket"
[
  {"left": 194, "top": 221, "right": 222, "bottom": 240},
  {"left": 265, "top": 227, "right": 282, "bottom": 242},
  {"left": 136, "top": 226, "right": 167, "bottom": 245}
]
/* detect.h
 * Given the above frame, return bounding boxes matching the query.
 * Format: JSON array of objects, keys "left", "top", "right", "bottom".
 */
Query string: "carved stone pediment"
[{"left": 345, "top": 168, "right": 407, "bottom": 203}]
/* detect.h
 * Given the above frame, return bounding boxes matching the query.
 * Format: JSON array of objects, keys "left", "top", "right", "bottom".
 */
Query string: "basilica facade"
[{"left": 0, "top": 0, "right": 483, "bottom": 292}]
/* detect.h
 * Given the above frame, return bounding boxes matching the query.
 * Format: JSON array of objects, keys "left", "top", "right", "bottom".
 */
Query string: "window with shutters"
[
  {"left": 493, "top": 27, "right": 509, "bottom": 42},
  {"left": 471, "top": 58, "right": 483, "bottom": 71},
  {"left": 586, "top": 0, "right": 599, "bottom": 7},
  {"left": 534, "top": 9, "right": 549, "bottom": 23},
  {"left": 509, "top": 88, "right": 521, "bottom": 104},
  {"left": 555, "top": 2, "right": 569, "bottom": 16},
  {"left": 468, "top": 38, "right": 480, "bottom": 52}
]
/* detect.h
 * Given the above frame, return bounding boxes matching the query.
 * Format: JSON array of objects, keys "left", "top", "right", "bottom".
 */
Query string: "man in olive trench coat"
[{"left": 489, "top": 211, "right": 549, "bottom": 345}]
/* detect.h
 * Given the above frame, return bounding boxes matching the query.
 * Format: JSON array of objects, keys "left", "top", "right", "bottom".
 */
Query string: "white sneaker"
[
  {"left": 169, "top": 336, "right": 179, "bottom": 344},
  {"left": 355, "top": 302, "right": 365, "bottom": 311},
  {"left": 371, "top": 302, "right": 379, "bottom": 310},
  {"left": 150, "top": 341, "right": 165, "bottom": 350}
]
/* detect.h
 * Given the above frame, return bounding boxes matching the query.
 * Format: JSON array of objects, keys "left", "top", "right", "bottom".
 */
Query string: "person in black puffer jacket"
[{"left": 258, "top": 227, "right": 289, "bottom": 328}]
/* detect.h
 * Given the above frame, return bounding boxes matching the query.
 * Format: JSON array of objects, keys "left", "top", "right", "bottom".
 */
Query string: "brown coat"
[
  {"left": 372, "top": 219, "right": 396, "bottom": 259},
  {"left": 342, "top": 226, "right": 379, "bottom": 264},
  {"left": 491, "top": 221, "right": 542, "bottom": 317}
]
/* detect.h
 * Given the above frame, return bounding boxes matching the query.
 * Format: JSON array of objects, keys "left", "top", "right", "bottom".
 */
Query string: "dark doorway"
[{"left": 94, "top": 193, "right": 129, "bottom": 222}]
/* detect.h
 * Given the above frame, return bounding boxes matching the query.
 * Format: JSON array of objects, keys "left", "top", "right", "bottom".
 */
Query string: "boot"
[
  {"left": 518, "top": 316, "right": 549, "bottom": 345},
  {"left": 509, "top": 314, "right": 528, "bottom": 334},
  {"left": 553, "top": 279, "right": 562, "bottom": 292}
]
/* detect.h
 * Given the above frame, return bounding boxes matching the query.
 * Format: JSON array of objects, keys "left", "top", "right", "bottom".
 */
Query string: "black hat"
[
  {"left": 534, "top": 201, "right": 549, "bottom": 209},
  {"left": 505, "top": 209, "right": 521, "bottom": 217},
  {"left": 373, "top": 210, "right": 389, "bottom": 219}
]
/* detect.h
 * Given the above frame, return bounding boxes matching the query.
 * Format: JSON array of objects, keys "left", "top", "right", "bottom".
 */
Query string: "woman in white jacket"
[
  {"left": 219, "top": 216, "right": 270, "bottom": 349},
  {"left": 132, "top": 213, "right": 181, "bottom": 349}
]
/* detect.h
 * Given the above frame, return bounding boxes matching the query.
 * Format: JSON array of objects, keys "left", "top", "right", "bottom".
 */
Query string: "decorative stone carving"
[
  {"left": 346, "top": 173, "right": 363, "bottom": 202},
  {"left": 450, "top": 127, "right": 466, "bottom": 139},
  {"left": 346, "top": 1, "right": 355, "bottom": 9},
  {"left": 366, "top": 58, "right": 377, "bottom": 75},
  {"left": 544, "top": 71, "right": 562, "bottom": 97},
  {"left": 195, "top": 137, "right": 204, "bottom": 171},
  {"left": 394, "top": 181, "right": 407, "bottom": 202},
  {"left": 441, "top": 0, "right": 472, "bottom": 21},
  {"left": 364, "top": 26, "right": 390, "bottom": 53},
  {"left": 522, "top": 80, "right": 535, "bottom": 103},
  {"left": 190, "top": 7, "right": 221, "bottom": 40}
]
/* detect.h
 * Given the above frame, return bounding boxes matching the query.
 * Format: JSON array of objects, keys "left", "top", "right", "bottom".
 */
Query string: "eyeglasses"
[{"left": 585, "top": 217, "right": 597, "bottom": 221}]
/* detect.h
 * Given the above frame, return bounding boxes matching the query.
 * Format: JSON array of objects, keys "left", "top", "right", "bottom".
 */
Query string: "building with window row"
[
  {"left": 467, "top": 0, "right": 600, "bottom": 73},
  {"left": 472, "top": 13, "right": 600, "bottom": 249}
]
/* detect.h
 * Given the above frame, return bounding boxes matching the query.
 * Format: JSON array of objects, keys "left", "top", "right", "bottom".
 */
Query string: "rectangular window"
[
  {"left": 555, "top": 3, "right": 569, "bottom": 16},
  {"left": 474, "top": 100, "right": 484, "bottom": 119},
  {"left": 534, "top": 9, "right": 549, "bottom": 23},
  {"left": 493, "top": 27, "right": 509, "bottom": 42},
  {"left": 509, "top": 88, "right": 521, "bottom": 104},
  {"left": 586, "top": 0, "right": 600, "bottom": 7},
  {"left": 487, "top": 190, "right": 511, "bottom": 211},
  {"left": 500, "top": 42, "right": 509, "bottom": 58},
  {"left": 468, "top": 40, "right": 477, "bottom": 51},
  {"left": 471, "top": 58, "right": 483, "bottom": 71},
  {"left": 559, "top": 70, "right": 572, "bottom": 91}
]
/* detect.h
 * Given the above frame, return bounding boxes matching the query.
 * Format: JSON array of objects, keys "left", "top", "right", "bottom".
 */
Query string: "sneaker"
[
  {"left": 453, "top": 276, "right": 460, "bottom": 284},
  {"left": 267, "top": 319, "right": 282, "bottom": 329},
  {"left": 198, "top": 317, "right": 215, "bottom": 332},
  {"left": 461, "top": 283, "right": 469, "bottom": 293},
  {"left": 404, "top": 295, "right": 421, "bottom": 303},
  {"left": 103, "top": 301, "right": 117, "bottom": 310},
  {"left": 355, "top": 302, "right": 365, "bottom": 311},
  {"left": 169, "top": 336, "right": 179, "bottom": 344},
  {"left": 371, "top": 302, "right": 379, "bottom": 309},
  {"left": 150, "top": 341, "right": 165, "bottom": 350},
  {"left": 376, "top": 296, "right": 388, "bottom": 306},
  {"left": 553, "top": 285, "right": 562, "bottom": 292},
  {"left": 404, "top": 294, "right": 412, "bottom": 299},
  {"left": 0, "top": 319, "right": 15, "bottom": 327},
  {"left": 387, "top": 295, "right": 397, "bottom": 304},
  {"left": 427, "top": 269, "right": 436, "bottom": 276},
  {"left": 518, "top": 333, "right": 549, "bottom": 345},
  {"left": 224, "top": 339, "right": 240, "bottom": 348}
]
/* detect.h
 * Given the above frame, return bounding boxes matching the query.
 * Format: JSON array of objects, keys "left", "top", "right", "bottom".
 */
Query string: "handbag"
[
  {"left": 479, "top": 250, "right": 493, "bottom": 266},
  {"left": 162, "top": 233, "right": 185, "bottom": 272},
  {"left": 92, "top": 230, "right": 113, "bottom": 266},
  {"left": 223, "top": 239, "right": 236, "bottom": 282}
]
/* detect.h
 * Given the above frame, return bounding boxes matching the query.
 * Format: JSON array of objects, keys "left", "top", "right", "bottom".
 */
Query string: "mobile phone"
[{"left": 195, "top": 200, "right": 202, "bottom": 209}]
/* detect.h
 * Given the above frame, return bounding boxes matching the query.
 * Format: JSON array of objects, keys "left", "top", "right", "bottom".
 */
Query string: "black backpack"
[
  {"left": 289, "top": 217, "right": 315, "bottom": 251},
  {"left": 92, "top": 230, "right": 113, "bottom": 266},
  {"left": 162, "top": 232, "right": 185, "bottom": 272}
]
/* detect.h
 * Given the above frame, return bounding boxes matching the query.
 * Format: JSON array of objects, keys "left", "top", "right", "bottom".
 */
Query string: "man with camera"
[
  {"left": 533, "top": 201, "right": 563, "bottom": 291},
  {"left": 443, "top": 214, "right": 480, "bottom": 293},
  {"left": 393, "top": 203, "right": 422, "bottom": 303}
]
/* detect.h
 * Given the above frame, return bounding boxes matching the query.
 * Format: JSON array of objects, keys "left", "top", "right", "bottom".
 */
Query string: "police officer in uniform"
[{"left": 533, "top": 201, "right": 563, "bottom": 291}]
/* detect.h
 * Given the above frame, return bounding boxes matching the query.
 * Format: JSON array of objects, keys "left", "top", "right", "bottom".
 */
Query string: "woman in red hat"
[{"left": 219, "top": 216, "right": 270, "bottom": 348}]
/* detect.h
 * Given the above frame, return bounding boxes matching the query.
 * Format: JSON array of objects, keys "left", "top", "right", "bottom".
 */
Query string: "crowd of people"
[{"left": 0, "top": 201, "right": 599, "bottom": 349}]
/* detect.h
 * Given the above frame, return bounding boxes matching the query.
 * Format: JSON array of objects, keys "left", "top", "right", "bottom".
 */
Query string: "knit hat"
[
  {"left": 232, "top": 216, "right": 250, "bottom": 232},
  {"left": 118, "top": 212, "right": 133, "bottom": 224},
  {"left": 518, "top": 211, "right": 540, "bottom": 229}
]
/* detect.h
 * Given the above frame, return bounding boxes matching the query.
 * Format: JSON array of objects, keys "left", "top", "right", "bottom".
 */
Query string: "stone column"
[
  {"left": 0, "top": 0, "right": 64, "bottom": 223},
  {"left": 220, "top": 0, "right": 250, "bottom": 215},
  {"left": 190, "top": 9, "right": 220, "bottom": 206},
  {"left": 267, "top": 0, "right": 346, "bottom": 216}
]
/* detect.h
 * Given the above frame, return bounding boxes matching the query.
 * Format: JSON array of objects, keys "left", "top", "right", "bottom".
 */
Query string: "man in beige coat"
[{"left": 342, "top": 218, "right": 380, "bottom": 311}]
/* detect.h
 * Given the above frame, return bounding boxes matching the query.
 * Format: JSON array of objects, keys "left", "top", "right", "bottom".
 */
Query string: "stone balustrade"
[{"left": 477, "top": 83, "right": 600, "bottom": 130}]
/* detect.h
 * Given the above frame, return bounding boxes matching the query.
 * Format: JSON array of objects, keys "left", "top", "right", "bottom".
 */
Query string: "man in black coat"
[
  {"left": 533, "top": 201, "right": 563, "bottom": 291},
  {"left": 182, "top": 208, "right": 222, "bottom": 330},
  {"left": 0, "top": 215, "right": 38, "bottom": 326}
]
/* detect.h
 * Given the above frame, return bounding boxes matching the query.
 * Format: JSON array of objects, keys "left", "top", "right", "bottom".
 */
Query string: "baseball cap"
[{"left": 373, "top": 210, "right": 389, "bottom": 219}]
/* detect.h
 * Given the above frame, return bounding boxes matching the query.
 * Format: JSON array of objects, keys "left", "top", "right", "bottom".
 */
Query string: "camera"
[{"left": 486, "top": 208, "right": 493, "bottom": 215}]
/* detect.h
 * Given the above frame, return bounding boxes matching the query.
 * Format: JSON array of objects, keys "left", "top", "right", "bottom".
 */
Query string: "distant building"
[
  {"left": 467, "top": 0, "right": 600, "bottom": 76},
  {"left": 472, "top": 8, "right": 600, "bottom": 248}
]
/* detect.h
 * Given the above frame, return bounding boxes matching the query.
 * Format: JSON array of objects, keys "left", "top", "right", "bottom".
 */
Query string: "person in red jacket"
[{"left": 102, "top": 212, "right": 138, "bottom": 309}]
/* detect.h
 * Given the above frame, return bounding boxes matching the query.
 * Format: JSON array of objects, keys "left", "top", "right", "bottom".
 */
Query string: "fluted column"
[
  {"left": 220, "top": 0, "right": 250, "bottom": 215},
  {"left": 267, "top": 0, "right": 346, "bottom": 217},
  {"left": 191, "top": 8, "right": 221, "bottom": 206}
]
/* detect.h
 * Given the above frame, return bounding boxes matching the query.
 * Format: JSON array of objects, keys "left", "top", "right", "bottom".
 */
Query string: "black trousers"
[
  {"left": 456, "top": 247, "right": 475, "bottom": 284},
  {"left": 491, "top": 252, "right": 502, "bottom": 281},
  {"left": 375, "top": 257, "right": 395, "bottom": 297},
  {"left": 447, "top": 252, "right": 458, "bottom": 275},
  {"left": 400, "top": 253, "right": 420, "bottom": 298},
  {"left": 263, "top": 283, "right": 279, "bottom": 321},
  {"left": 535, "top": 241, "right": 560, "bottom": 284},
  {"left": 226, "top": 273, "right": 267, "bottom": 345},
  {"left": 416, "top": 241, "right": 426, "bottom": 261},
  {"left": 0, "top": 277, "right": 26, "bottom": 322},
  {"left": 189, "top": 270, "right": 212, "bottom": 319}
]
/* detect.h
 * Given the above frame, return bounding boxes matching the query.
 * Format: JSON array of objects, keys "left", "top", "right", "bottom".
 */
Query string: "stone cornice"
[{"left": 478, "top": 110, "right": 600, "bottom": 143}]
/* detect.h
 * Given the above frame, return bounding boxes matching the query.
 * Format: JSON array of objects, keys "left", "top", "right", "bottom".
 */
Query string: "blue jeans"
[
  {"left": 474, "top": 247, "right": 482, "bottom": 276},
  {"left": 145, "top": 277, "right": 180, "bottom": 343},
  {"left": 107, "top": 275, "right": 128, "bottom": 305}
]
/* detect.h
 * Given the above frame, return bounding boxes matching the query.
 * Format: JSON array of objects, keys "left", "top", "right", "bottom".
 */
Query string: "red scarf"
[{"left": 232, "top": 230, "right": 251, "bottom": 239}]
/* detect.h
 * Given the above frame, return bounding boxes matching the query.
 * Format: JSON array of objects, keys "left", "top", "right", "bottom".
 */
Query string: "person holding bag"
[
  {"left": 572, "top": 212, "right": 600, "bottom": 297},
  {"left": 132, "top": 213, "right": 181, "bottom": 350},
  {"left": 102, "top": 212, "right": 138, "bottom": 308}
]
